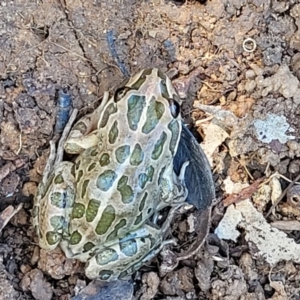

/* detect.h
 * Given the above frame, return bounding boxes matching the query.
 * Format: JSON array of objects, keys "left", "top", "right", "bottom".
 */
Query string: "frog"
[{"left": 32, "top": 68, "right": 189, "bottom": 280}]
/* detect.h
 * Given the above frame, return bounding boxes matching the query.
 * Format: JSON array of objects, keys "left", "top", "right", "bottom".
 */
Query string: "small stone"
[
  {"left": 31, "top": 246, "right": 40, "bottom": 266},
  {"left": 245, "top": 69, "right": 256, "bottom": 79},
  {"left": 289, "top": 160, "right": 300, "bottom": 174},
  {"left": 22, "top": 182, "right": 37, "bottom": 197},
  {"left": 38, "top": 248, "right": 83, "bottom": 280},
  {"left": 244, "top": 80, "right": 256, "bottom": 93},
  {"left": 71, "top": 280, "right": 133, "bottom": 300},
  {"left": 21, "top": 269, "right": 53, "bottom": 300},
  {"left": 140, "top": 272, "right": 160, "bottom": 300},
  {"left": 73, "top": 279, "right": 86, "bottom": 296},
  {"left": 20, "top": 264, "right": 32, "bottom": 274},
  {"left": 10, "top": 209, "right": 29, "bottom": 226}
]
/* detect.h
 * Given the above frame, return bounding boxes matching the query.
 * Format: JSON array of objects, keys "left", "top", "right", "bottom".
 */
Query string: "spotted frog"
[{"left": 32, "top": 68, "right": 189, "bottom": 280}]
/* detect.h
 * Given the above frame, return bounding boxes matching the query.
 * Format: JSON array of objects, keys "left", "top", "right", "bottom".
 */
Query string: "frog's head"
[{"left": 113, "top": 68, "right": 182, "bottom": 135}]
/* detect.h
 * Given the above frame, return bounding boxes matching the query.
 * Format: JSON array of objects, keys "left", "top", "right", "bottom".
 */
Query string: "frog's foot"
[
  {"left": 141, "top": 238, "right": 177, "bottom": 262},
  {"left": 55, "top": 108, "right": 78, "bottom": 164},
  {"left": 161, "top": 202, "right": 187, "bottom": 234},
  {"left": 151, "top": 199, "right": 186, "bottom": 226},
  {"left": 152, "top": 161, "right": 189, "bottom": 225},
  {"left": 39, "top": 140, "right": 57, "bottom": 187},
  {"left": 154, "top": 161, "right": 190, "bottom": 218},
  {"left": 173, "top": 160, "right": 189, "bottom": 202},
  {"left": 38, "top": 108, "right": 77, "bottom": 192}
]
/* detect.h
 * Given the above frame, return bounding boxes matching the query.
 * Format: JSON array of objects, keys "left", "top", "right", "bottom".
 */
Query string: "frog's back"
[{"left": 63, "top": 68, "right": 182, "bottom": 259}]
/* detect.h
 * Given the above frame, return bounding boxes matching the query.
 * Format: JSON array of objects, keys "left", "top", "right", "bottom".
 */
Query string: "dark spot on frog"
[
  {"left": 88, "top": 163, "right": 96, "bottom": 171},
  {"left": 96, "top": 170, "right": 117, "bottom": 191},
  {"left": 90, "top": 148, "right": 98, "bottom": 156},
  {"left": 117, "top": 175, "right": 134, "bottom": 204},
  {"left": 72, "top": 203, "right": 85, "bottom": 219},
  {"left": 115, "top": 145, "right": 130, "bottom": 164},
  {"left": 83, "top": 242, "right": 95, "bottom": 252},
  {"left": 108, "top": 120, "right": 119, "bottom": 144},
  {"left": 95, "top": 205, "right": 116, "bottom": 235},
  {"left": 76, "top": 170, "right": 84, "bottom": 182},
  {"left": 130, "top": 143, "right": 144, "bottom": 166},
  {"left": 139, "top": 193, "right": 147, "bottom": 211},
  {"left": 54, "top": 174, "right": 64, "bottom": 184},
  {"left": 99, "top": 270, "right": 113, "bottom": 280},
  {"left": 119, "top": 238, "right": 138, "bottom": 256},
  {"left": 71, "top": 164, "right": 76, "bottom": 176},
  {"left": 134, "top": 213, "right": 143, "bottom": 225},
  {"left": 69, "top": 230, "right": 83, "bottom": 245},
  {"left": 157, "top": 166, "right": 166, "bottom": 186},
  {"left": 99, "top": 103, "right": 117, "bottom": 128},
  {"left": 99, "top": 153, "right": 110, "bottom": 166},
  {"left": 86, "top": 199, "right": 101, "bottom": 222}
]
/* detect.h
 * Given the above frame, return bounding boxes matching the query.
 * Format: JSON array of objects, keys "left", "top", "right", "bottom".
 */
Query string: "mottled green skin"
[{"left": 33, "top": 68, "right": 187, "bottom": 280}]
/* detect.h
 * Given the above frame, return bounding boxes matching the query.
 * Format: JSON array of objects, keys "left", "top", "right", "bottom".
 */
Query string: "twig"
[
  {"left": 236, "top": 157, "right": 254, "bottom": 181},
  {"left": 0, "top": 204, "right": 23, "bottom": 233},
  {"left": 16, "top": 133, "right": 22, "bottom": 155},
  {"left": 223, "top": 178, "right": 265, "bottom": 207},
  {"left": 48, "top": 42, "right": 92, "bottom": 62},
  {"left": 200, "top": 80, "right": 220, "bottom": 92},
  {"left": 106, "top": 30, "right": 130, "bottom": 77}
]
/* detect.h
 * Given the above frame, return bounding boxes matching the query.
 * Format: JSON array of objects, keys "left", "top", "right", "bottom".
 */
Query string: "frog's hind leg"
[
  {"left": 84, "top": 223, "right": 168, "bottom": 281},
  {"left": 33, "top": 110, "right": 77, "bottom": 250},
  {"left": 36, "top": 161, "right": 76, "bottom": 250},
  {"left": 85, "top": 201, "right": 187, "bottom": 281}
]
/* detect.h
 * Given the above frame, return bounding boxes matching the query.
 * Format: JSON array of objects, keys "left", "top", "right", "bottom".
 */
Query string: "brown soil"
[{"left": 1, "top": 0, "right": 300, "bottom": 299}]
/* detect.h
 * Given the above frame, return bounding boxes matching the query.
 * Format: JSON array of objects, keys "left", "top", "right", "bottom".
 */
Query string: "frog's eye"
[
  {"left": 169, "top": 98, "right": 180, "bottom": 118},
  {"left": 114, "top": 87, "right": 130, "bottom": 102}
]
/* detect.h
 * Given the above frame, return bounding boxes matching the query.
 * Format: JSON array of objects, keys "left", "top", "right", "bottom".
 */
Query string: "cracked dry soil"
[{"left": 1, "top": 0, "right": 300, "bottom": 299}]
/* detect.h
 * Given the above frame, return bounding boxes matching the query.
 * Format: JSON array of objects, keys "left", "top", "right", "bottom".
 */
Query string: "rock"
[{"left": 71, "top": 280, "right": 133, "bottom": 300}]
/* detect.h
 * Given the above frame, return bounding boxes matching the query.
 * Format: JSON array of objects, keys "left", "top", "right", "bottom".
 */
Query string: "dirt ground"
[{"left": 1, "top": 0, "right": 300, "bottom": 299}]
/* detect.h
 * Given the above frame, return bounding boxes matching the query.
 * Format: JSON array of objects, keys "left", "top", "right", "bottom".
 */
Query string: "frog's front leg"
[{"left": 64, "top": 91, "right": 110, "bottom": 154}]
